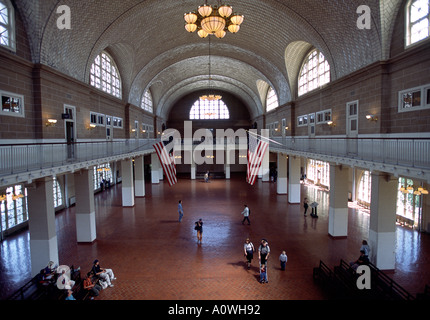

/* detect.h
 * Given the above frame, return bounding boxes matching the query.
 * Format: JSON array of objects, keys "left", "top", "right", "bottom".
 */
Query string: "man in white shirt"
[{"left": 241, "top": 204, "right": 250, "bottom": 225}]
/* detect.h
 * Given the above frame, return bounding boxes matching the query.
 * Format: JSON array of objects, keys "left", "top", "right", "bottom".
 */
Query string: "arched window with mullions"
[
  {"left": 90, "top": 51, "right": 122, "bottom": 99},
  {"left": 406, "top": 0, "right": 430, "bottom": 46},
  {"left": 189, "top": 98, "right": 230, "bottom": 120},
  {"left": 266, "top": 87, "right": 279, "bottom": 112},
  {"left": 141, "top": 89, "right": 153, "bottom": 113},
  {"left": 298, "top": 49, "right": 330, "bottom": 96},
  {"left": 0, "top": 0, "right": 15, "bottom": 51}
]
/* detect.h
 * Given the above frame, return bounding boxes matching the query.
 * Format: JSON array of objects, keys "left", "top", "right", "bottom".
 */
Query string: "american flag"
[
  {"left": 246, "top": 131, "right": 269, "bottom": 185},
  {"left": 153, "top": 141, "right": 177, "bottom": 187}
]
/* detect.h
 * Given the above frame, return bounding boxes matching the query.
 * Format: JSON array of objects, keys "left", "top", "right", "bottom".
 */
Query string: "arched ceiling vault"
[{"left": 14, "top": 0, "right": 399, "bottom": 120}]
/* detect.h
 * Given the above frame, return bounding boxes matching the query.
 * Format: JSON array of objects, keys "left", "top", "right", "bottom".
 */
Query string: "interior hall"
[{"left": 0, "top": 0, "right": 430, "bottom": 302}]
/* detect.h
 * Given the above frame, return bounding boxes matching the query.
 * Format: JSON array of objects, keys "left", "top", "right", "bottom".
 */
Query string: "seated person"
[
  {"left": 350, "top": 250, "right": 369, "bottom": 271},
  {"left": 92, "top": 259, "right": 116, "bottom": 288}
]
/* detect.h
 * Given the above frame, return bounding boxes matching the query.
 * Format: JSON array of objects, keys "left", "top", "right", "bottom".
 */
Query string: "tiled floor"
[{"left": 1, "top": 173, "right": 430, "bottom": 300}]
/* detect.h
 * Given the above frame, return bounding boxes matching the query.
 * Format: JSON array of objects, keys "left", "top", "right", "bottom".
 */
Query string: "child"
[
  {"left": 279, "top": 251, "right": 288, "bottom": 271},
  {"left": 260, "top": 264, "right": 268, "bottom": 283}
]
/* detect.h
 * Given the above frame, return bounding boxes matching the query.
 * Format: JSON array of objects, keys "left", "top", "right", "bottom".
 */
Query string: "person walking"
[
  {"left": 303, "top": 197, "right": 309, "bottom": 216},
  {"left": 241, "top": 204, "right": 250, "bottom": 225},
  {"left": 194, "top": 218, "right": 203, "bottom": 243},
  {"left": 243, "top": 238, "right": 255, "bottom": 269},
  {"left": 178, "top": 200, "right": 184, "bottom": 222}
]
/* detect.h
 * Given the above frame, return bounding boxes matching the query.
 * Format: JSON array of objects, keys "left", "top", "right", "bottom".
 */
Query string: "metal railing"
[
  {"left": 0, "top": 139, "right": 157, "bottom": 177},
  {"left": 270, "top": 136, "right": 430, "bottom": 170}
]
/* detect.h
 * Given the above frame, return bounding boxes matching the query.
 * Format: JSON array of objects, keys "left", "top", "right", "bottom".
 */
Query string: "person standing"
[
  {"left": 279, "top": 251, "right": 288, "bottom": 271},
  {"left": 241, "top": 204, "right": 250, "bottom": 225},
  {"left": 258, "top": 239, "right": 270, "bottom": 282},
  {"left": 303, "top": 197, "right": 309, "bottom": 216},
  {"left": 243, "top": 238, "right": 255, "bottom": 269},
  {"left": 195, "top": 218, "right": 203, "bottom": 243},
  {"left": 178, "top": 200, "right": 184, "bottom": 222}
]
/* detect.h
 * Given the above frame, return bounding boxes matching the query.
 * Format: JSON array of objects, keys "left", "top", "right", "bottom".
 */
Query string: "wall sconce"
[
  {"left": 366, "top": 114, "right": 378, "bottom": 122},
  {"left": 87, "top": 124, "right": 96, "bottom": 130},
  {"left": 285, "top": 126, "right": 289, "bottom": 131},
  {"left": 327, "top": 121, "right": 336, "bottom": 127},
  {"left": 46, "top": 119, "right": 57, "bottom": 127}
]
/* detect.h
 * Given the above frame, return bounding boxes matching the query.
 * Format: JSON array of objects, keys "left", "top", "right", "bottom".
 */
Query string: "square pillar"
[
  {"left": 261, "top": 149, "right": 270, "bottom": 182},
  {"left": 328, "top": 164, "right": 349, "bottom": 237},
  {"left": 121, "top": 158, "right": 135, "bottom": 207},
  {"left": 74, "top": 168, "right": 96, "bottom": 242},
  {"left": 288, "top": 156, "right": 301, "bottom": 203},
  {"left": 369, "top": 171, "right": 398, "bottom": 270},
  {"left": 151, "top": 153, "right": 160, "bottom": 184},
  {"left": 135, "top": 156, "right": 145, "bottom": 197},
  {"left": 27, "top": 177, "right": 59, "bottom": 276},
  {"left": 277, "top": 153, "right": 287, "bottom": 194}
]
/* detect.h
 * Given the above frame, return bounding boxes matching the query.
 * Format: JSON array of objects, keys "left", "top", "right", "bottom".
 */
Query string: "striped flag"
[
  {"left": 153, "top": 141, "right": 177, "bottom": 187},
  {"left": 246, "top": 132, "right": 269, "bottom": 185}
]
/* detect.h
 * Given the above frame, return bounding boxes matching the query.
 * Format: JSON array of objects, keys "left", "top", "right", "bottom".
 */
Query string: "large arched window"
[
  {"left": 141, "top": 89, "right": 153, "bottom": 113},
  {"left": 0, "top": 185, "right": 27, "bottom": 233},
  {"left": 0, "top": 0, "right": 15, "bottom": 51},
  {"left": 298, "top": 49, "right": 330, "bottom": 96},
  {"left": 189, "top": 98, "right": 230, "bottom": 120},
  {"left": 357, "top": 171, "right": 371, "bottom": 208},
  {"left": 53, "top": 177, "right": 62, "bottom": 208},
  {"left": 406, "top": 0, "right": 429, "bottom": 46},
  {"left": 90, "top": 51, "right": 122, "bottom": 98},
  {"left": 266, "top": 87, "right": 279, "bottom": 112}
]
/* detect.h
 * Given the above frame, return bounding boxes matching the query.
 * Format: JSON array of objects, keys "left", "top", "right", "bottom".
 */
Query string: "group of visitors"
[
  {"left": 49, "top": 259, "right": 116, "bottom": 300},
  {"left": 243, "top": 238, "right": 288, "bottom": 284}
]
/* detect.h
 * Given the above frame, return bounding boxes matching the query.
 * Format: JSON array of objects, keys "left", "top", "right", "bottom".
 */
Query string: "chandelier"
[{"left": 184, "top": 2, "right": 244, "bottom": 39}]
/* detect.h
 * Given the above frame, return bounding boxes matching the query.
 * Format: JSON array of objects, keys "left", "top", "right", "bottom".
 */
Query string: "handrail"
[
  {"left": 270, "top": 136, "right": 430, "bottom": 171},
  {"left": 0, "top": 139, "right": 158, "bottom": 178}
]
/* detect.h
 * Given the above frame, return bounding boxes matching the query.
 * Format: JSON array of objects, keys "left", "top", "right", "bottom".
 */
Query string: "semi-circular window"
[
  {"left": 189, "top": 98, "right": 230, "bottom": 120},
  {"left": 298, "top": 49, "right": 330, "bottom": 96},
  {"left": 90, "top": 51, "right": 122, "bottom": 98}
]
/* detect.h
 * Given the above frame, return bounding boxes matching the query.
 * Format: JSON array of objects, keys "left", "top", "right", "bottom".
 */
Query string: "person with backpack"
[
  {"left": 258, "top": 239, "right": 270, "bottom": 282},
  {"left": 243, "top": 238, "right": 255, "bottom": 269},
  {"left": 241, "top": 204, "right": 250, "bottom": 225}
]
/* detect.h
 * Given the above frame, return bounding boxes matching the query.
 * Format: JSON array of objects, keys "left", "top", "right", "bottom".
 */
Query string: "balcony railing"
[
  {"left": 0, "top": 139, "right": 157, "bottom": 177},
  {"left": 269, "top": 137, "right": 430, "bottom": 170},
  {"left": 0, "top": 137, "right": 429, "bottom": 180}
]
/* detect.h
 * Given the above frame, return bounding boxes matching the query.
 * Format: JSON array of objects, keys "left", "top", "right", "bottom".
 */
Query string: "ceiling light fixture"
[{"left": 184, "top": 2, "right": 244, "bottom": 39}]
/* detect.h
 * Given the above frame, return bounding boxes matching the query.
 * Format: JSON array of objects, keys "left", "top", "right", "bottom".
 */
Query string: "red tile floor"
[{"left": 1, "top": 173, "right": 430, "bottom": 301}]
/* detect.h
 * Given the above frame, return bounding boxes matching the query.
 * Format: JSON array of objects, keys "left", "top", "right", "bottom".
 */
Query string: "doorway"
[{"left": 346, "top": 101, "right": 358, "bottom": 154}]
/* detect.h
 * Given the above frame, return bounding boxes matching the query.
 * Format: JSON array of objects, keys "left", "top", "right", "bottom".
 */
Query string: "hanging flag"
[
  {"left": 153, "top": 141, "right": 177, "bottom": 186},
  {"left": 246, "top": 131, "right": 269, "bottom": 185}
]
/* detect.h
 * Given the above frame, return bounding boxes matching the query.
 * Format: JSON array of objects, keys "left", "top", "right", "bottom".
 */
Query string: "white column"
[
  {"left": 74, "top": 168, "right": 96, "bottom": 242},
  {"left": 277, "top": 153, "right": 287, "bottom": 194},
  {"left": 190, "top": 149, "right": 196, "bottom": 180},
  {"left": 151, "top": 153, "right": 160, "bottom": 184},
  {"left": 121, "top": 158, "right": 135, "bottom": 207},
  {"left": 328, "top": 164, "right": 349, "bottom": 237},
  {"left": 261, "top": 149, "right": 270, "bottom": 182},
  {"left": 135, "top": 156, "right": 145, "bottom": 197},
  {"left": 225, "top": 147, "right": 231, "bottom": 179},
  {"left": 288, "top": 156, "right": 301, "bottom": 203},
  {"left": 369, "top": 171, "right": 397, "bottom": 270},
  {"left": 27, "top": 177, "right": 59, "bottom": 276}
]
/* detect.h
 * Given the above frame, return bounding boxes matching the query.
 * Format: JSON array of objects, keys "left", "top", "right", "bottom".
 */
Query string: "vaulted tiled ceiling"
[{"left": 15, "top": 0, "right": 403, "bottom": 119}]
